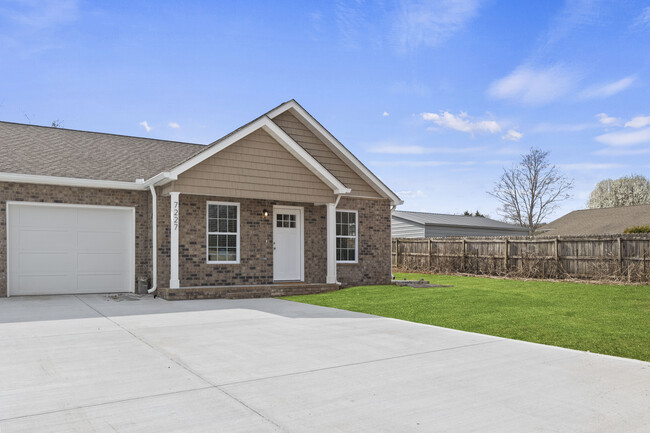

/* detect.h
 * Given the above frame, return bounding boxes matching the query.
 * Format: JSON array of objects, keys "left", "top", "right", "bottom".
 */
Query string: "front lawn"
[{"left": 283, "top": 273, "right": 650, "bottom": 362}]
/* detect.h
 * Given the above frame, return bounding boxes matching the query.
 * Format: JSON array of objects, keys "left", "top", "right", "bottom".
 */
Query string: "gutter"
[{"left": 0, "top": 172, "right": 145, "bottom": 190}]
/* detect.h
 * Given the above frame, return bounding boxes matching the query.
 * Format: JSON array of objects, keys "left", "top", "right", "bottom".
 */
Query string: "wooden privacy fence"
[{"left": 392, "top": 235, "right": 650, "bottom": 282}]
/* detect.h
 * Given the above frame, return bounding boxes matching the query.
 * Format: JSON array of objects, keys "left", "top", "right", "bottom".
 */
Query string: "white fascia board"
[
  {"left": 167, "top": 116, "right": 349, "bottom": 195},
  {"left": 143, "top": 171, "right": 177, "bottom": 187},
  {"left": 0, "top": 172, "right": 145, "bottom": 190},
  {"left": 268, "top": 101, "right": 403, "bottom": 205},
  {"left": 261, "top": 120, "right": 350, "bottom": 194}
]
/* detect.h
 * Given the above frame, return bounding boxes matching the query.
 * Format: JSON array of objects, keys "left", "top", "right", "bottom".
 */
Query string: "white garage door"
[{"left": 7, "top": 202, "right": 135, "bottom": 296}]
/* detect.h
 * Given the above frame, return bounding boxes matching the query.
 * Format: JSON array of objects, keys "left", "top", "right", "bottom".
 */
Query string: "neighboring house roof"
[
  {"left": 539, "top": 205, "right": 650, "bottom": 237},
  {"left": 0, "top": 100, "right": 401, "bottom": 204},
  {"left": 393, "top": 210, "right": 528, "bottom": 231}
]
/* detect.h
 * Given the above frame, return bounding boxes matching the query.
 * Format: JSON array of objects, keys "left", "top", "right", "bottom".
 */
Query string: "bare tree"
[
  {"left": 489, "top": 148, "right": 573, "bottom": 235},
  {"left": 50, "top": 119, "right": 64, "bottom": 128},
  {"left": 588, "top": 174, "right": 650, "bottom": 208}
]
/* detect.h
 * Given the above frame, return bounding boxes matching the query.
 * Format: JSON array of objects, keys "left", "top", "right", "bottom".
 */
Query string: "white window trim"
[
  {"left": 206, "top": 201, "right": 240, "bottom": 264},
  {"left": 336, "top": 209, "right": 358, "bottom": 264}
]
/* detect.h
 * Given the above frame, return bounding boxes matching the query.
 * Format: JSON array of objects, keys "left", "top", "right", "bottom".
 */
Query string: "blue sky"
[{"left": 1, "top": 0, "right": 649, "bottom": 220}]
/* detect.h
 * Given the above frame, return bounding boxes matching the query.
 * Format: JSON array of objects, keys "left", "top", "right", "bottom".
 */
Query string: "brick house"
[{"left": 0, "top": 100, "right": 402, "bottom": 299}]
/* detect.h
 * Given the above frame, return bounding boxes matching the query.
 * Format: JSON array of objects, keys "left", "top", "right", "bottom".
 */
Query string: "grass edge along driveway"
[{"left": 283, "top": 273, "right": 650, "bottom": 362}]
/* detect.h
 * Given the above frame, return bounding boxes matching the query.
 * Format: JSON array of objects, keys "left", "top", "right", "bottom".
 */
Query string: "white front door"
[{"left": 273, "top": 206, "right": 303, "bottom": 281}]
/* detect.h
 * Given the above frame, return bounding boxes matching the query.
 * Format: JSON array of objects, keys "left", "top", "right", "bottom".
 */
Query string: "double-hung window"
[
  {"left": 207, "top": 202, "right": 240, "bottom": 263},
  {"left": 336, "top": 210, "right": 357, "bottom": 263}
]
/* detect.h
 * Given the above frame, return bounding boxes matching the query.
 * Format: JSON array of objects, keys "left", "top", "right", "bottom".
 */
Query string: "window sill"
[{"left": 206, "top": 261, "right": 240, "bottom": 265}]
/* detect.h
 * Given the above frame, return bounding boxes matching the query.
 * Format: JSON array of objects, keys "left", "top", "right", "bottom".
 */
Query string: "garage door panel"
[
  {"left": 77, "top": 208, "right": 129, "bottom": 229},
  {"left": 18, "top": 252, "right": 74, "bottom": 274},
  {"left": 8, "top": 203, "right": 134, "bottom": 296},
  {"left": 77, "top": 274, "right": 126, "bottom": 291},
  {"left": 15, "top": 206, "right": 77, "bottom": 228},
  {"left": 77, "top": 253, "right": 125, "bottom": 273},
  {"left": 18, "top": 275, "right": 75, "bottom": 295},
  {"left": 77, "top": 230, "right": 127, "bottom": 250},
  {"left": 18, "top": 229, "right": 74, "bottom": 251}
]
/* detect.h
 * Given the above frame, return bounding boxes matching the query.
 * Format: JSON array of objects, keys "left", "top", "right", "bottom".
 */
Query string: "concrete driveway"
[{"left": 0, "top": 295, "right": 648, "bottom": 432}]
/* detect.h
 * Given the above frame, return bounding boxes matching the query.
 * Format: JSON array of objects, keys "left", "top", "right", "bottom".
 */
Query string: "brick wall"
[
  {"left": 336, "top": 197, "right": 392, "bottom": 287},
  {"left": 0, "top": 182, "right": 151, "bottom": 297},
  {"left": 0, "top": 183, "right": 392, "bottom": 297},
  {"left": 162, "top": 194, "right": 328, "bottom": 287}
]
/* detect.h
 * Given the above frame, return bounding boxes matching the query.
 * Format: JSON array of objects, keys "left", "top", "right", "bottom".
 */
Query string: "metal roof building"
[{"left": 392, "top": 210, "right": 529, "bottom": 238}]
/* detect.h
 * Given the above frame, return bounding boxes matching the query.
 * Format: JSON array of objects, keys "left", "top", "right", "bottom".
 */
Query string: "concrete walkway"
[{"left": 0, "top": 294, "right": 648, "bottom": 432}]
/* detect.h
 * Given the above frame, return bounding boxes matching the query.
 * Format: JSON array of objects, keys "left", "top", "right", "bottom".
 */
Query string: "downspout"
[
  {"left": 390, "top": 204, "right": 397, "bottom": 280},
  {"left": 148, "top": 185, "right": 158, "bottom": 294}
]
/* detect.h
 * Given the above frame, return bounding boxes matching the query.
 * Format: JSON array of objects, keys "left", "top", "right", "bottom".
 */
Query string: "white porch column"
[
  {"left": 326, "top": 202, "right": 337, "bottom": 284},
  {"left": 169, "top": 191, "right": 180, "bottom": 289}
]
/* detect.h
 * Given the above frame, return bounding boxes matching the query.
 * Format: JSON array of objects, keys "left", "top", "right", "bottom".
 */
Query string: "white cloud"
[
  {"left": 371, "top": 145, "right": 428, "bottom": 155},
  {"left": 624, "top": 115, "right": 650, "bottom": 128},
  {"left": 372, "top": 160, "right": 452, "bottom": 167},
  {"left": 397, "top": 190, "right": 426, "bottom": 199},
  {"left": 0, "top": 0, "right": 79, "bottom": 29},
  {"left": 530, "top": 122, "right": 594, "bottom": 133},
  {"left": 501, "top": 129, "right": 523, "bottom": 142},
  {"left": 389, "top": 80, "right": 430, "bottom": 96},
  {"left": 395, "top": 0, "right": 482, "bottom": 51},
  {"left": 593, "top": 147, "right": 650, "bottom": 156},
  {"left": 139, "top": 121, "right": 152, "bottom": 132},
  {"left": 559, "top": 162, "right": 626, "bottom": 171},
  {"left": 421, "top": 111, "right": 501, "bottom": 135},
  {"left": 382, "top": 111, "right": 390, "bottom": 117},
  {"left": 633, "top": 6, "right": 650, "bottom": 28},
  {"left": 168, "top": 122, "right": 180, "bottom": 129},
  {"left": 595, "top": 127, "right": 650, "bottom": 146},
  {"left": 596, "top": 113, "right": 622, "bottom": 126},
  {"left": 579, "top": 76, "right": 636, "bottom": 99},
  {"left": 369, "top": 143, "right": 485, "bottom": 154},
  {"left": 487, "top": 65, "right": 576, "bottom": 106},
  {"left": 544, "top": 0, "right": 602, "bottom": 46}
]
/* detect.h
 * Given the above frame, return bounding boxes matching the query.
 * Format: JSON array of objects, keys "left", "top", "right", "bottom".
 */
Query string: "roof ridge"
[
  {"left": 569, "top": 203, "right": 650, "bottom": 213},
  {"left": 0, "top": 120, "right": 206, "bottom": 147},
  {"left": 396, "top": 210, "right": 485, "bottom": 217}
]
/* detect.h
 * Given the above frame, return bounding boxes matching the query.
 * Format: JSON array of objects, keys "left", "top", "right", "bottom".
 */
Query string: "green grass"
[{"left": 283, "top": 273, "right": 650, "bottom": 362}]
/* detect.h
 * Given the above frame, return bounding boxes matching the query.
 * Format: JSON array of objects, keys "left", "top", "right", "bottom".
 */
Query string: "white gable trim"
[
  {"left": 267, "top": 100, "right": 403, "bottom": 206},
  {"left": 164, "top": 117, "right": 350, "bottom": 195}
]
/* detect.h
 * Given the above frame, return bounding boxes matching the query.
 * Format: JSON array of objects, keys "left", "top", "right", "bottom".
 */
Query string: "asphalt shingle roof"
[
  {"left": 540, "top": 205, "right": 650, "bottom": 236},
  {"left": 394, "top": 210, "right": 528, "bottom": 231},
  {"left": 0, "top": 121, "right": 206, "bottom": 181}
]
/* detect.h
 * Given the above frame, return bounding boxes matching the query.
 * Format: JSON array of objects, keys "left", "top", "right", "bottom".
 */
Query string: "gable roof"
[
  {"left": 0, "top": 100, "right": 400, "bottom": 204},
  {"left": 393, "top": 210, "right": 528, "bottom": 231},
  {"left": 539, "top": 205, "right": 650, "bottom": 237},
  {"left": 268, "top": 100, "right": 403, "bottom": 205},
  {"left": 167, "top": 115, "right": 349, "bottom": 195},
  {"left": 0, "top": 121, "right": 203, "bottom": 182}
]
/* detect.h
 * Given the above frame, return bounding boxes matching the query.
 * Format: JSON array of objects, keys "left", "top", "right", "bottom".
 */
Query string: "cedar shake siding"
[
  {"left": 162, "top": 129, "right": 335, "bottom": 203},
  {"left": 273, "top": 111, "right": 382, "bottom": 199}
]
